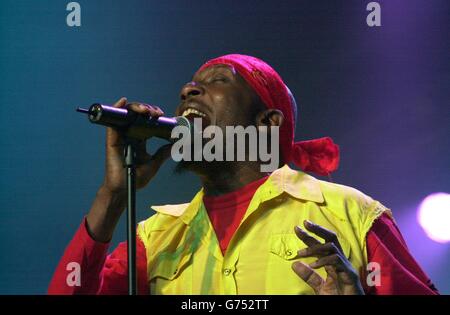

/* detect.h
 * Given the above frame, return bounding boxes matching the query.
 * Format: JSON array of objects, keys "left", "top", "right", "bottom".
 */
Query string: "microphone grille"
[
  {"left": 174, "top": 116, "right": 197, "bottom": 138},
  {"left": 175, "top": 116, "right": 191, "bottom": 129}
]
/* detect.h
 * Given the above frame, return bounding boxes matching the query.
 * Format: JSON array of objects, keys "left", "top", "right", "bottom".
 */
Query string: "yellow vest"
[{"left": 137, "top": 165, "right": 391, "bottom": 294}]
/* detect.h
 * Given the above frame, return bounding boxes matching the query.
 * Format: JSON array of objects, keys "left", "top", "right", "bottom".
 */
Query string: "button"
[
  {"left": 223, "top": 268, "right": 231, "bottom": 276},
  {"left": 286, "top": 250, "right": 293, "bottom": 257}
]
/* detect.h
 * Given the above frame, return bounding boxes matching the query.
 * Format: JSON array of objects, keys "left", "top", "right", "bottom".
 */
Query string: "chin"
[
  {"left": 175, "top": 160, "right": 207, "bottom": 175},
  {"left": 174, "top": 160, "right": 225, "bottom": 176}
]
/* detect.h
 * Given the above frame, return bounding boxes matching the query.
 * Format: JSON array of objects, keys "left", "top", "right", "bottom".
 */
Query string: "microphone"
[{"left": 76, "top": 103, "right": 191, "bottom": 141}]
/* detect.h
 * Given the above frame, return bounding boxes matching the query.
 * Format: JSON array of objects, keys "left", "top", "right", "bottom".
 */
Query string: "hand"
[
  {"left": 102, "top": 97, "right": 172, "bottom": 195},
  {"left": 86, "top": 97, "right": 172, "bottom": 242},
  {"left": 291, "top": 220, "right": 365, "bottom": 295}
]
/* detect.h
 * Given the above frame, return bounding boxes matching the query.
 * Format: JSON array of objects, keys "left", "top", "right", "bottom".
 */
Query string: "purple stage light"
[{"left": 417, "top": 193, "right": 450, "bottom": 244}]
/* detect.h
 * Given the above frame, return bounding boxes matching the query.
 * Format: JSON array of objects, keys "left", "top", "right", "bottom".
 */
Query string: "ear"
[{"left": 256, "top": 109, "right": 284, "bottom": 128}]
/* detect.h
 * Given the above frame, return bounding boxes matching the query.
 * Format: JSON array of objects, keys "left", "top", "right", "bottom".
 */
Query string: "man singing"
[{"left": 48, "top": 54, "right": 438, "bottom": 295}]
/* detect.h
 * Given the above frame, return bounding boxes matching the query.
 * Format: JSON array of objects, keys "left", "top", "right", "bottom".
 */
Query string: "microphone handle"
[
  {"left": 84, "top": 103, "right": 178, "bottom": 141},
  {"left": 126, "top": 115, "right": 178, "bottom": 141}
]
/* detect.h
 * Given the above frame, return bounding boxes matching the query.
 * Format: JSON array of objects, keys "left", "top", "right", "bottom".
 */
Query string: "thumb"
[{"left": 148, "top": 143, "right": 173, "bottom": 172}]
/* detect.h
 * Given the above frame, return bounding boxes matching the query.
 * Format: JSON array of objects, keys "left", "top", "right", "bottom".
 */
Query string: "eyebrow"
[
  {"left": 210, "top": 65, "right": 236, "bottom": 74},
  {"left": 194, "top": 64, "right": 236, "bottom": 80}
]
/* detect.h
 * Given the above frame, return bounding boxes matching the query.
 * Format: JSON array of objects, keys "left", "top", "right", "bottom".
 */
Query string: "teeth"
[{"left": 181, "top": 108, "right": 206, "bottom": 118}]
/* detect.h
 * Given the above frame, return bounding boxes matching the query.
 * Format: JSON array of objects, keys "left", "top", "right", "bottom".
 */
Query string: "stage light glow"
[{"left": 417, "top": 193, "right": 450, "bottom": 243}]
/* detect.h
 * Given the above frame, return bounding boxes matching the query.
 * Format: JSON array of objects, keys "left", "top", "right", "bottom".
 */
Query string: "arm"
[
  {"left": 364, "top": 213, "right": 439, "bottom": 295},
  {"left": 48, "top": 217, "right": 149, "bottom": 295},
  {"left": 49, "top": 98, "right": 170, "bottom": 294},
  {"left": 48, "top": 217, "right": 109, "bottom": 295}
]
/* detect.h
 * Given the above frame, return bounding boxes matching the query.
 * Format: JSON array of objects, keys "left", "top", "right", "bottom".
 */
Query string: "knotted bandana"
[{"left": 197, "top": 54, "right": 340, "bottom": 176}]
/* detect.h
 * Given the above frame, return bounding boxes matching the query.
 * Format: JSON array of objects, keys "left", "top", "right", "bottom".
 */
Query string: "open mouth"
[{"left": 181, "top": 107, "right": 211, "bottom": 128}]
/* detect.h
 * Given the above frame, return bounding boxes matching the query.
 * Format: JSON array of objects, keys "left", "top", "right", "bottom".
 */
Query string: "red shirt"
[
  {"left": 48, "top": 179, "right": 439, "bottom": 295},
  {"left": 203, "top": 175, "right": 270, "bottom": 254}
]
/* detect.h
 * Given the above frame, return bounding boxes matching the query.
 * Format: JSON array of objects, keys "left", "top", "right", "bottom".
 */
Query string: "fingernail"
[
  {"left": 305, "top": 220, "right": 313, "bottom": 226},
  {"left": 297, "top": 249, "right": 306, "bottom": 256}
]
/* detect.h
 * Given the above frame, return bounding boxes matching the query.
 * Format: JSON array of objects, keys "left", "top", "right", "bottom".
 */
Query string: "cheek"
[
  {"left": 216, "top": 105, "right": 247, "bottom": 127},
  {"left": 210, "top": 93, "right": 239, "bottom": 124},
  {"left": 211, "top": 93, "right": 227, "bottom": 107},
  {"left": 209, "top": 87, "right": 255, "bottom": 126}
]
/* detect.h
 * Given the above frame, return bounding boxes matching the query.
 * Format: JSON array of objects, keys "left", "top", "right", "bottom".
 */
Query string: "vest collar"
[{"left": 150, "top": 165, "right": 324, "bottom": 225}]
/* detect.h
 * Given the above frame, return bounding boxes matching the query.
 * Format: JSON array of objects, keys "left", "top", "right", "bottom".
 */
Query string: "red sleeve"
[
  {"left": 363, "top": 213, "right": 439, "bottom": 295},
  {"left": 48, "top": 218, "right": 149, "bottom": 295}
]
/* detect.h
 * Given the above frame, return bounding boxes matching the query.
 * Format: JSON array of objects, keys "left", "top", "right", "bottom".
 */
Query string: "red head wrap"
[{"left": 197, "top": 54, "right": 340, "bottom": 176}]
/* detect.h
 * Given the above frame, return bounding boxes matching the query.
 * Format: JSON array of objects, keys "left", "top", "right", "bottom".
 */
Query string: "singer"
[{"left": 48, "top": 54, "right": 438, "bottom": 295}]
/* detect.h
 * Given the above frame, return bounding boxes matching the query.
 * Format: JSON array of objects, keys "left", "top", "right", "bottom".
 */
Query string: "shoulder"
[
  {"left": 318, "top": 180, "right": 375, "bottom": 209},
  {"left": 137, "top": 190, "right": 204, "bottom": 244},
  {"left": 316, "top": 179, "right": 391, "bottom": 225},
  {"left": 273, "top": 165, "right": 385, "bottom": 215},
  {"left": 138, "top": 203, "right": 190, "bottom": 236}
]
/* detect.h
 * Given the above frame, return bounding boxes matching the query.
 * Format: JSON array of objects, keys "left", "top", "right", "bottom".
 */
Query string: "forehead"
[{"left": 193, "top": 64, "right": 237, "bottom": 80}]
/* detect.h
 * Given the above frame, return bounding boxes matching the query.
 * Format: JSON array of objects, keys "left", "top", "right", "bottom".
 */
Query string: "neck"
[{"left": 199, "top": 162, "right": 270, "bottom": 196}]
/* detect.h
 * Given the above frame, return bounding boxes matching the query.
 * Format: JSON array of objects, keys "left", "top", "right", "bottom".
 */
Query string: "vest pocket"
[
  {"left": 270, "top": 234, "right": 304, "bottom": 260},
  {"left": 269, "top": 233, "right": 351, "bottom": 261},
  {"left": 267, "top": 233, "right": 352, "bottom": 294},
  {"left": 149, "top": 247, "right": 193, "bottom": 294}
]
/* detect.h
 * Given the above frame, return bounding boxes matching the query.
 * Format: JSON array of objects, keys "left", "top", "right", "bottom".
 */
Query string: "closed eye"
[{"left": 211, "top": 76, "right": 228, "bottom": 83}]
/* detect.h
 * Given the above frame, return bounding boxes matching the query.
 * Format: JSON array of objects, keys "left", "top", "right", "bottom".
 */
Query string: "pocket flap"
[
  {"left": 150, "top": 246, "right": 193, "bottom": 281},
  {"left": 270, "top": 233, "right": 351, "bottom": 261}
]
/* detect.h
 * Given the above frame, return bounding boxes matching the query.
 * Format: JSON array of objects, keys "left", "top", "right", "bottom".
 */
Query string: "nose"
[{"left": 180, "top": 82, "right": 204, "bottom": 101}]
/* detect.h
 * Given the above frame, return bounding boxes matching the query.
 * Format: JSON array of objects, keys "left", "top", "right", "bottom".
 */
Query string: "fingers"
[
  {"left": 294, "top": 225, "right": 321, "bottom": 247},
  {"left": 296, "top": 242, "right": 339, "bottom": 259},
  {"left": 303, "top": 220, "right": 343, "bottom": 253},
  {"left": 107, "top": 97, "right": 128, "bottom": 148},
  {"left": 309, "top": 254, "right": 346, "bottom": 272},
  {"left": 107, "top": 98, "right": 164, "bottom": 148},
  {"left": 152, "top": 143, "right": 173, "bottom": 162},
  {"left": 137, "top": 143, "right": 172, "bottom": 168},
  {"left": 147, "top": 144, "right": 172, "bottom": 172},
  {"left": 127, "top": 102, "right": 164, "bottom": 117},
  {"left": 113, "top": 97, "right": 128, "bottom": 108},
  {"left": 310, "top": 255, "right": 360, "bottom": 287},
  {"left": 291, "top": 261, "right": 323, "bottom": 293},
  {"left": 112, "top": 97, "right": 164, "bottom": 116},
  {"left": 295, "top": 222, "right": 346, "bottom": 271},
  {"left": 135, "top": 144, "right": 173, "bottom": 189},
  {"left": 293, "top": 222, "right": 362, "bottom": 294}
]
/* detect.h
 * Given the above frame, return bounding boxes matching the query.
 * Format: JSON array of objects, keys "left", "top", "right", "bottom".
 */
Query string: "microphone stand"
[
  {"left": 124, "top": 140, "right": 138, "bottom": 295},
  {"left": 76, "top": 104, "right": 191, "bottom": 296},
  {"left": 76, "top": 106, "right": 138, "bottom": 295}
]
